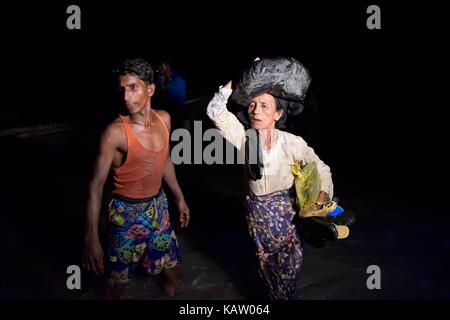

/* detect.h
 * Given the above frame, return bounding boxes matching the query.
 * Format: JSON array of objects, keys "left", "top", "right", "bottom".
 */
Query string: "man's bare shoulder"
[
  {"left": 155, "top": 109, "right": 170, "bottom": 119},
  {"left": 100, "top": 117, "right": 125, "bottom": 144},
  {"left": 154, "top": 109, "right": 171, "bottom": 129},
  {"left": 110, "top": 116, "right": 124, "bottom": 126}
]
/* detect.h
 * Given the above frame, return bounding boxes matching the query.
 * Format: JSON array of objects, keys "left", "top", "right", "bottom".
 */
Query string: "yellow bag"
[
  {"left": 291, "top": 160, "right": 321, "bottom": 216},
  {"left": 292, "top": 161, "right": 350, "bottom": 240}
]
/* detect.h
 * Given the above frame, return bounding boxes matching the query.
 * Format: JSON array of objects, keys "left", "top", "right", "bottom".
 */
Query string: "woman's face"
[{"left": 247, "top": 93, "right": 283, "bottom": 130}]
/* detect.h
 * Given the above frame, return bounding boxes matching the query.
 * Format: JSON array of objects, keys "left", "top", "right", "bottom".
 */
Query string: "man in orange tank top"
[{"left": 83, "top": 58, "right": 190, "bottom": 299}]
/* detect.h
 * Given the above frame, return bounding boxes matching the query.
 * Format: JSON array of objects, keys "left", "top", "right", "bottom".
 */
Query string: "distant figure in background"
[
  {"left": 156, "top": 58, "right": 187, "bottom": 108},
  {"left": 155, "top": 58, "right": 188, "bottom": 130}
]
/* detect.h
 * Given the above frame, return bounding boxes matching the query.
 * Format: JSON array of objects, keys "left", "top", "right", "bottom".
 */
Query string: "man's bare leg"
[
  {"left": 103, "top": 283, "right": 126, "bottom": 300},
  {"left": 162, "top": 265, "right": 182, "bottom": 296}
]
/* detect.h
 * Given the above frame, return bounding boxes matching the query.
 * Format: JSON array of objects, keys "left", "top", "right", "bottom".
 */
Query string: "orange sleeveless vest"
[{"left": 112, "top": 111, "right": 169, "bottom": 199}]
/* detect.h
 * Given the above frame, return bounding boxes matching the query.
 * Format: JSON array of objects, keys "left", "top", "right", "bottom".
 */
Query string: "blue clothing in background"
[{"left": 157, "top": 71, "right": 186, "bottom": 107}]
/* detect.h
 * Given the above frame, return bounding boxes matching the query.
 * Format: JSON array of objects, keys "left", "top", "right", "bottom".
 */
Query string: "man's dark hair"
[{"left": 114, "top": 58, "right": 154, "bottom": 84}]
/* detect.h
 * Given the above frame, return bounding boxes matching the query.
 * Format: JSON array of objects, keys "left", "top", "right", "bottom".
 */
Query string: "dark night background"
[{"left": 1, "top": 1, "right": 449, "bottom": 300}]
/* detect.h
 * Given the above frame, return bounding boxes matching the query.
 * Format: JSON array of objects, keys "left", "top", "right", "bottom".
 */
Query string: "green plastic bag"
[{"left": 291, "top": 160, "right": 321, "bottom": 216}]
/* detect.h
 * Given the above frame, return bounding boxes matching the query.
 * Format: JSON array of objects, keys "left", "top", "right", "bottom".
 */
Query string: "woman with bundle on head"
[{"left": 206, "top": 57, "right": 334, "bottom": 300}]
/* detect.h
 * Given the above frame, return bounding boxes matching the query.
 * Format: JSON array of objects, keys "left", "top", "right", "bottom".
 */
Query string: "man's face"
[
  {"left": 119, "top": 74, "right": 154, "bottom": 113},
  {"left": 247, "top": 93, "right": 283, "bottom": 130}
]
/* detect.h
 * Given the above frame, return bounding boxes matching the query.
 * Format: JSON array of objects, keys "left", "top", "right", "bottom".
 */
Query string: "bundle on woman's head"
[{"left": 232, "top": 57, "right": 311, "bottom": 127}]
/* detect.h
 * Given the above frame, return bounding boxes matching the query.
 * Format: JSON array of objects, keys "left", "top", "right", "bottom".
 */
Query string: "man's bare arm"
[
  {"left": 157, "top": 110, "right": 190, "bottom": 228},
  {"left": 163, "top": 157, "right": 185, "bottom": 203},
  {"left": 83, "top": 123, "right": 121, "bottom": 275}
]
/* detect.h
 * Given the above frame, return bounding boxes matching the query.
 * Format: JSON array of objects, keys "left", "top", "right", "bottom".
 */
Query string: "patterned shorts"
[{"left": 105, "top": 189, "right": 181, "bottom": 285}]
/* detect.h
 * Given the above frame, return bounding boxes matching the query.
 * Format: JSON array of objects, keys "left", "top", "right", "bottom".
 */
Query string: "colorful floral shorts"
[{"left": 105, "top": 189, "right": 181, "bottom": 285}]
